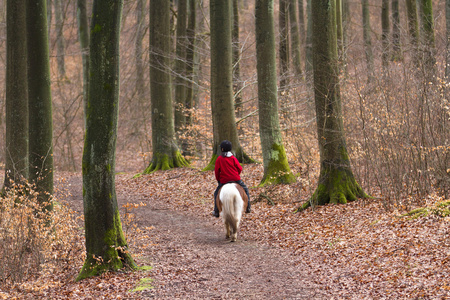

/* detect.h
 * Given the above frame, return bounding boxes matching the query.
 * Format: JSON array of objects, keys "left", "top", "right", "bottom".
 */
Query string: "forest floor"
[{"left": 2, "top": 164, "right": 450, "bottom": 299}]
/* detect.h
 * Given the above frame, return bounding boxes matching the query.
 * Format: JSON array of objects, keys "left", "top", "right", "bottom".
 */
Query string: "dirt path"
[{"left": 64, "top": 174, "right": 325, "bottom": 299}]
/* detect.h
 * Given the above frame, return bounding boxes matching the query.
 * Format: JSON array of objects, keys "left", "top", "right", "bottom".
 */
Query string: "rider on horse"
[{"left": 212, "top": 140, "right": 251, "bottom": 218}]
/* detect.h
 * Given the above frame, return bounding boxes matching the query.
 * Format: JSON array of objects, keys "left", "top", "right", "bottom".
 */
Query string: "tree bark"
[
  {"left": 185, "top": 0, "right": 197, "bottom": 127},
  {"left": 288, "top": 0, "right": 302, "bottom": 77},
  {"left": 336, "top": 0, "right": 343, "bottom": 64},
  {"left": 446, "top": 0, "right": 450, "bottom": 78},
  {"left": 174, "top": 0, "right": 188, "bottom": 135},
  {"left": 77, "top": 0, "right": 89, "bottom": 121},
  {"left": 54, "top": 0, "right": 66, "bottom": 79},
  {"left": 232, "top": 0, "right": 244, "bottom": 119},
  {"left": 301, "top": 0, "right": 366, "bottom": 210},
  {"left": 78, "top": 0, "right": 136, "bottom": 281},
  {"left": 305, "top": 0, "right": 313, "bottom": 81},
  {"left": 279, "top": 0, "right": 289, "bottom": 91},
  {"left": 3, "top": 0, "right": 28, "bottom": 192},
  {"left": 26, "top": 0, "right": 53, "bottom": 210},
  {"left": 145, "top": 0, "right": 189, "bottom": 174},
  {"left": 205, "top": 0, "right": 253, "bottom": 171},
  {"left": 135, "top": 0, "right": 145, "bottom": 103},
  {"left": 255, "top": 0, "right": 295, "bottom": 186},
  {"left": 406, "top": 0, "right": 419, "bottom": 66},
  {"left": 361, "top": 0, "right": 374, "bottom": 82},
  {"left": 381, "top": 0, "right": 390, "bottom": 72},
  {"left": 420, "top": 0, "right": 435, "bottom": 69},
  {"left": 298, "top": 0, "right": 305, "bottom": 48},
  {"left": 391, "top": 0, "right": 401, "bottom": 61}
]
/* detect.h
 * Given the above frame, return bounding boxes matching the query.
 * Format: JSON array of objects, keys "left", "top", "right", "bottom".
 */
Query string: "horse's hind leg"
[
  {"left": 225, "top": 222, "right": 230, "bottom": 240},
  {"left": 230, "top": 222, "right": 237, "bottom": 242}
]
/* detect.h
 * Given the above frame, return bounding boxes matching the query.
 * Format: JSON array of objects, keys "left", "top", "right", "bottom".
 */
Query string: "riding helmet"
[{"left": 220, "top": 140, "right": 232, "bottom": 152}]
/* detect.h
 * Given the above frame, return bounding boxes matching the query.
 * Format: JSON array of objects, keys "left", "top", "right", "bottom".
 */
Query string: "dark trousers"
[{"left": 213, "top": 180, "right": 250, "bottom": 213}]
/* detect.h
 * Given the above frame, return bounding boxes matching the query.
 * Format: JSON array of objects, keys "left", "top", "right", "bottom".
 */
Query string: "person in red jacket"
[{"left": 212, "top": 140, "right": 251, "bottom": 217}]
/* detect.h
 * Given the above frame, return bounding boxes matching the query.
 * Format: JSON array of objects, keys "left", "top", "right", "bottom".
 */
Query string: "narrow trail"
[{"left": 64, "top": 174, "right": 325, "bottom": 299}]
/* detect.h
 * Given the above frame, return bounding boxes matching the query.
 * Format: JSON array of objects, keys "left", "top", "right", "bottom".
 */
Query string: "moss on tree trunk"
[
  {"left": 144, "top": 150, "right": 189, "bottom": 174},
  {"left": 77, "top": 210, "right": 136, "bottom": 281},
  {"left": 259, "top": 143, "right": 296, "bottom": 186}
]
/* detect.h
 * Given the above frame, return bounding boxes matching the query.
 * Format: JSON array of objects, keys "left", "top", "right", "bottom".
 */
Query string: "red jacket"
[{"left": 215, "top": 153, "right": 242, "bottom": 183}]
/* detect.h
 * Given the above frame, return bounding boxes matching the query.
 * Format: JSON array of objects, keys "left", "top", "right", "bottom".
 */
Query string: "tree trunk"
[
  {"left": 341, "top": 0, "right": 350, "bottom": 75},
  {"left": 336, "top": 0, "right": 343, "bottom": 64},
  {"left": 288, "top": 0, "right": 302, "bottom": 77},
  {"left": 361, "top": 0, "right": 374, "bottom": 82},
  {"left": 305, "top": 0, "right": 313, "bottom": 81},
  {"left": 298, "top": 0, "right": 305, "bottom": 48},
  {"left": 185, "top": 0, "right": 196, "bottom": 127},
  {"left": 47, "top": 0, "right": 52, "bottom": 41},
  {"left": 77, "top": 0, "right": 89, "bottom": 121},
  {"left": 446, "top": 0, "right": 450, "bottom": 78},
  {"left": 279, "top": 0, "right": 289, "bottom": 91},
  {"left": 420, "top": 0, "right": 435, "bottom": 69},
  {"left": 406, "top": 0, "right": 419, "bottom": 66},
  {"left": 301, "top": 0, "right": 366, "bottom": 210},
  {"left": 381, "top": 0, "right": 390, "bottom": 72},
  {"left": 145, "top": 0, "right": 189, "bottom": 174},
  {"left": 77, "top": 0, "right": 136, "bottom": 281},
  {"left": 232, "top": 0, "right": 244, "bottom": 119},
  {"left": 54, "top": 0, "right": 66, "bottom": 79},
  {"left": 391, "top": 0, "right": 402, "bottom": 61},
  {"left": 3, "top": 0, "right": 28, "bottom": 192},
  {"left": 255, "top": 0, "right": 295, "bottom": 186},
  {"left": 174, "top": 0, "right": 188, "bottom": 136},
  {"left": 205, "top": 0, "right": 253, "bottom": 171},
  {"left": 26, "top": 0, "right": 53, "bottom": 210},
  {"left": 135, "top": 0, "right": 145, "bottom": 103}
]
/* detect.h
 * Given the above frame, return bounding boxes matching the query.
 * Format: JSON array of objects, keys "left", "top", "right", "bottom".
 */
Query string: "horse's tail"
[{"left": 220, "top": 184, "right": 244, "bottom": 232}]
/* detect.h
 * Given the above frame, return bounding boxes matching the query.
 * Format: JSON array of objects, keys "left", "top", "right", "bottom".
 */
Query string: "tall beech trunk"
[
  {"left": 232, "top": 0, "right": 244, "bottom": 118},
  {"left": 361, "top": 0, "right": 374, "bottom": 82},
  {"left": 391, "top": 0, "right": 402, "bottom": 61},
  {"left": 205, "top": 0, "right": 253, "bottom": 171},
  {"left": 381, "top": 0, "right": 390, "bottom": 72},
  {"left": 78, "top": 0, "right": 136, "bottom": 281},
  {"left": 54, "top": 0, "right": 66, "bottom": 79},
  {"left": 185, "top": 0, "right": 196, "bottom": 127},
  {"left": 145, "top": 0, "right": 189, "bottom": 173},
  {"left": 406, "top": 0, "right": 419, "bottom": 66},
  {"left": 255, "top": 0, "right": 295, "bottom": 186},
  {"left": 420, "top": 0, "right": 435, "bottom": 69},
  {"left": 336, "top": 0, "right": 343, "bottom": 63},
  {"left": 77, "top": 0, "right": 89, "bottom": 121},
  {"left": 305, "top": 0, "right": 313, "bottom": 81},
  {"left": 298, "top": 0, "right": 305, "bottom": 48},
  {"left": 135, "top": 0, "right": 145, "bottom": 103},
  {"left": 288, "top": 0, "right": 302, "bottom": 77},
  {"left": 26, "top": 0, "right": 53, "bottom": 209},
  {"left": 3, "top": 0, "right": 28, "bottom": 192},
  {"left": 446, "top": 0, "right": 450, "bottom": 78},
  {"left": 279, "top": 0, "right": 289, "bottom": 91},
  {"left": 300, "top": 0, "right": 366, "bottom": 211},
  {"left": 174, "top": 0, "right": 188, "bottom": 135}
]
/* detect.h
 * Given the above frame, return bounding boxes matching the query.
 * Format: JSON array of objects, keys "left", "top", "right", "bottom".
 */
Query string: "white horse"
[{"left": 216, "top": 183, "right": 248, "bottom": 242}]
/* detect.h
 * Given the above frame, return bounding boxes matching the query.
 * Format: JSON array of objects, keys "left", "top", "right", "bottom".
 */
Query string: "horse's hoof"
[{"left": 230, "top": 238, "right": 236, "bottom": 242}]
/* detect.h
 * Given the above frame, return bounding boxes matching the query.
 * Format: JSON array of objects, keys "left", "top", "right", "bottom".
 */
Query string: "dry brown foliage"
[{"left": 1, "top": 166, "right": 448, "bottom": 299}]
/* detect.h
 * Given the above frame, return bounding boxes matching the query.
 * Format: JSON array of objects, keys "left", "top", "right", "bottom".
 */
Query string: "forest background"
[
  {"left": 0, "top": 0, "right": 448, "bottom": 198},
  {"left": 0, "top": 0, "right": 449, "bottom": 298}
]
